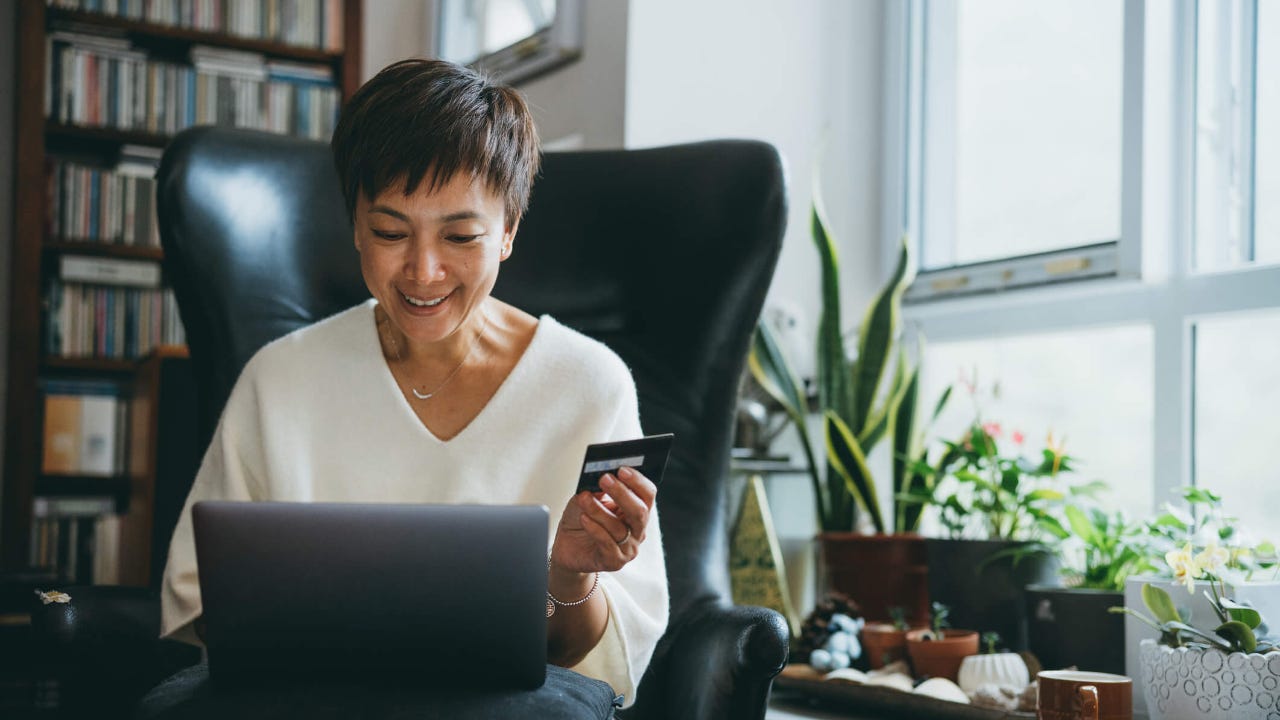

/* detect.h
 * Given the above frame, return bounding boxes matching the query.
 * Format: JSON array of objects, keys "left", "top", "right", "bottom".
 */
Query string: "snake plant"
[{"left": 748, "top": 200, "right": 948, "bottom": 533}]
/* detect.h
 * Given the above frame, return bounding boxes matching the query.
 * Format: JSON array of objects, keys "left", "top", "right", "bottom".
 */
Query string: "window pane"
[
  {"left": 1256, "top": 0, "right": 1280, "bottom": 265},
  {"left": 1194, "top": 312, "right": 1280, "bottom": 542},
  {"left": 918, "top": 325, "right": 1154, "bottom": 524},
  {"left": 924, "top": 0, "right": 1123, "bottom": 269}
]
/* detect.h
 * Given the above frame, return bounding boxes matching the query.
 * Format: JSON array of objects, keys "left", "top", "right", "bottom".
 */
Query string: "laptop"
[{"left": 192, "top": 501, "right": 549, "bottom": 689}]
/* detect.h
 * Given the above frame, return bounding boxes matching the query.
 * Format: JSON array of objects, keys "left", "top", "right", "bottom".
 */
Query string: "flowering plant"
[
  {"left": 1111, "top": 543, "right": 1279, "bottom": 654},
  {"left": 1145, "top": 486, "right": 1278, "bottom": 584},
  {"left": 902, "top": 418, "right": 1084, "bottom": 542}
]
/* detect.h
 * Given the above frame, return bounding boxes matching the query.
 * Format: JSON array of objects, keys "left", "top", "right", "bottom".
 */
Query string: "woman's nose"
[{"left": 405, "top": 241, "right": 447, "bottom": 282}]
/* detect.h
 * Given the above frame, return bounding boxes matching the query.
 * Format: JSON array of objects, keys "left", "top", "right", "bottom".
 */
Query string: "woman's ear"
[{"left": 500, "top": 220, "right": 520, "bottom": 261}]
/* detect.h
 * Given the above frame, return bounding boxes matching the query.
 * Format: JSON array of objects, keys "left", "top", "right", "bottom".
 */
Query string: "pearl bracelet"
[{"left": 546, "top": 557, "right": 599, "bottom": 618}]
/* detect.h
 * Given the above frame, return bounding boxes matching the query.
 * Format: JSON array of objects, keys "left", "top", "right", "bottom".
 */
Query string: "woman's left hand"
[{"left": 551, "top": 465, "right": 656, "bottom": 574}]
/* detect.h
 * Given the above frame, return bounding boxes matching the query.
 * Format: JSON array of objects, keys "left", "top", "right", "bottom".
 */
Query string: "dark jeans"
[{"left": 136, "top": 662, "right": 621, "bottom": 719}]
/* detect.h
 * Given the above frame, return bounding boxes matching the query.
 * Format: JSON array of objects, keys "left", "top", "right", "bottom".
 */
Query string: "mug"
[{"left": 1037, "top": 670, "right": 1133, "bottom": 720}]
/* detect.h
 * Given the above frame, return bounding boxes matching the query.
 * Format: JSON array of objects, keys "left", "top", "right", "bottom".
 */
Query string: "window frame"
[{"left": 881, "top": 0, "right": 1280, "bottom": 518}]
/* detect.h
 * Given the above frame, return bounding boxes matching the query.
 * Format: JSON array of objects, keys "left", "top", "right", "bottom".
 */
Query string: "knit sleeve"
[
  {"left": 159, "top": 360, "right": 267, "bottom": 646},
  {"left": 568, "top": 368, "right": 670, "bottom": 708}
]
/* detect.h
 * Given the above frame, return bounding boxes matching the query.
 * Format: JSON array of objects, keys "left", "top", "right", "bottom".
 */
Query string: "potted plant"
[
  {"left": 906, "top": 602, "right": 980, "bottom": 681},
  {"left": 902, "top": 409, "right": 1069, "bottom": 650},
  {"left": 861, "top": 606, "right": 920, "bottom": 670},
  {"left": 749, "top": 200, "right": 950, "bottom": 625},
  {"left": 1027, "top": 504, "right": 1155, "bottom": 674},
  {"left": 1112, "top": 552, "right": 1280, "bottom": 719},
  {"left": 957, "top": 632, "right": 1030, "bottom": 694},
  {"left": 1121, "top": 486, "right": 1280, "bottom": 716}
]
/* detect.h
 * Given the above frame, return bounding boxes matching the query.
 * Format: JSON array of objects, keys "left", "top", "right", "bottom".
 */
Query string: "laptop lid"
[{"left": 192, "top": 501, "right": 549, "bottom": 689}]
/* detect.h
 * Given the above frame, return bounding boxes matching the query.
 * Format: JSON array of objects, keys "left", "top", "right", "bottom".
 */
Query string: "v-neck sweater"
[{"left": 160, "top": 299, "right": 668, "bottom": 705}]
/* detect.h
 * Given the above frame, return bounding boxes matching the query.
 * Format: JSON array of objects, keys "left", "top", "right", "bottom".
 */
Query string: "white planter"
[
  {"left": 1139, "top": 640, "right": 1280, "bottom": 720},
  {"left": 1124, "top": 576, "right": 1280, "bottom": 716},
  {"left": 957, "top": 652, "right": 1030, "bottom": 694}
]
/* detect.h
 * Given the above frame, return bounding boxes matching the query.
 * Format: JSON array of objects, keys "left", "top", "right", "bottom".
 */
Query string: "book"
[
  {"left": 40, "top": 380, "right": 125, "bottom": 476},
  {"left": 60, "top": 255, "right": 161, "bottom": 288},
  {"left": 41, "top": 395, "right": 81, "bottom": 474}
]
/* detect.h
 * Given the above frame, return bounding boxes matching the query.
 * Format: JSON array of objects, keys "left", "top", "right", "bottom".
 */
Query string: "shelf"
[
  {"left": 41, "top": 346, "right": 190, "bottom": 373},
  {"left": 46, "top": 122, "right": 171, "bottom": 149},
  {"left": 44, "top": 240, "right": 164, "bottom": 261},
  {"left": 48, "top": 7, "right": 344, "bottom": 65},
  {"left": 36, "top": 474, "right": 130, "bottom": 503}
]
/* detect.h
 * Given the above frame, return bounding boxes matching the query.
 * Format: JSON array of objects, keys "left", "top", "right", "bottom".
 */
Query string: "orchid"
[
  {"left": 1165, "top": 544, "right": 1202, "bottom": 593},
  {"left": 1195, "top": 540, "right": 1230, "bottom": 577}
]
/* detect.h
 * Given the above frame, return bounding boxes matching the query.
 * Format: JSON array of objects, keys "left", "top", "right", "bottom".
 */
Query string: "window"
[{"left": 886, "top": 0, "right": 1280, "bottom": 538}]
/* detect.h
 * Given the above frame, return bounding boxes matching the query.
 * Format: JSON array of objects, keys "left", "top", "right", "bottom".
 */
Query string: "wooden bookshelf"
[{"left": 2, "top": 0, "right": 364, "bottom": 578}]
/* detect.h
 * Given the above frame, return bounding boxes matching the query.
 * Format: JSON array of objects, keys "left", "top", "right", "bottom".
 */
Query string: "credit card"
[{"left": 576, "top": 433, "right": 674, "bottom": 493}]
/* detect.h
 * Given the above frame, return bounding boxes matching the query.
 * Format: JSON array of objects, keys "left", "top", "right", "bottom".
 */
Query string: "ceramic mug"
[{"left": 1037, "top": 670, "right": 1133, "bottom": 720}]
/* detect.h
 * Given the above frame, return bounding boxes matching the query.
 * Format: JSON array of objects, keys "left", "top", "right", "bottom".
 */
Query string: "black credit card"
[{"left": 575, "top": 433, "right": 675, "bottom": 493}]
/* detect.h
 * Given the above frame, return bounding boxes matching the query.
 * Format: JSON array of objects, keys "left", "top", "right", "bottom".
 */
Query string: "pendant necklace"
[{"left": 382, "top": 309, "right": 489, "bottom": 401}]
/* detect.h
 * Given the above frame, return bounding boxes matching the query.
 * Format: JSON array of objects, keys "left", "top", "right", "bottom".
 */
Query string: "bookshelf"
[{"left": 3, "top": 0, "right": 364, "bottom": 578}]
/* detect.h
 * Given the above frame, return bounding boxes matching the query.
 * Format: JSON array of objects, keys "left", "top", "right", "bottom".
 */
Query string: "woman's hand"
[{"left": 551, "top": 466, "right": 656, "bottom": 574}]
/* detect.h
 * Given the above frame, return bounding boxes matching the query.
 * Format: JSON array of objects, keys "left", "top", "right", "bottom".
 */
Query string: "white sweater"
[{"left": 160, "top": 299, "right": 669, "bottom": 704}]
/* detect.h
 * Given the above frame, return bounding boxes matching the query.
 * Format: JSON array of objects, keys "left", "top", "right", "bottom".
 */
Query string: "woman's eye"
[
  {"left": 447, "top": 234, "right": 482, "bottom": 244},
  {"left": 373, "top": 230, "right": 405, "bottom": 240}
]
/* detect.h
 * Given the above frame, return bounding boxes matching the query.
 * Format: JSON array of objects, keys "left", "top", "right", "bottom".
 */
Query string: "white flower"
[
  {"left": 1195, "top": 540, "right": 1230, "bottom": 577},
  {"left": 1166, "top": 544, "right": 1201, "bottom": 593}
]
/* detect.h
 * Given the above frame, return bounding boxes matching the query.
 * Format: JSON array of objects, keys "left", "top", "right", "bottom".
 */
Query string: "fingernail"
[
  {"left": 600, "top": 474, "right": 615, "bottom": 488},
  {"left": 618, "top": 467, "right": 633, "bottom": 479}
]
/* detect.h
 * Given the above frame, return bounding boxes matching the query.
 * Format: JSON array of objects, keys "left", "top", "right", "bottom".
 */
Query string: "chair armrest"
[
  {"left": 653, "top": 603, "right": 790, "bottom": 720},
  {"left": 30, "top": 586, "right": 201, "bottom": 715}
]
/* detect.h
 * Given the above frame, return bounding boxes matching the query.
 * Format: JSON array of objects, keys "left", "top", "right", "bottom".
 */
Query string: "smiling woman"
[{"left": 155, "top": 58, "right": 669, "bottom": 709}]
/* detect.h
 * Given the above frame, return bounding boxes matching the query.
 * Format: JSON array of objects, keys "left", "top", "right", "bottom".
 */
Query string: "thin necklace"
[{"left": 381, "top": 309, "right": 489, "bottom": 401}]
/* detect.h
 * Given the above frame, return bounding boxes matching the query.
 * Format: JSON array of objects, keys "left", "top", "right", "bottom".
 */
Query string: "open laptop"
[{"left": 192, "top": 501, "right": 549, "bottom": 689}]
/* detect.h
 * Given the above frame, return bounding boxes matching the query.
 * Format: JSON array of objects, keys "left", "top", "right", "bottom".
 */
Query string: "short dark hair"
[{"left": 330, "top": 59, "right": 540, "bottom": 226}]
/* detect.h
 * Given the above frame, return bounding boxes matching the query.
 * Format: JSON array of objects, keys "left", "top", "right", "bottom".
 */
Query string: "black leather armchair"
[{"left": 32, "top": 126, "right": 790, "bottom": 719}]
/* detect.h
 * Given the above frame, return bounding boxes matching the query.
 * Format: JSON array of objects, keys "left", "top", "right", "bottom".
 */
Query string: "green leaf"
[
  {"left": 930, "top": 384, "right": 952, "bottom": 423},
  {"left": 1027, "top": 489, "right": 1066, "bottom": 503},
  {"left": 1219, "top": 598, "right": 1263, "bottom": 630},
  {"left": 825, "top": 411, "right": 885, "bottom": 533},
  {"left": 1065, "top": 505, "right": 1102, "bottom": 546},
  {"left": 811, "top": 204, "right": 854, "bottom": 427},
  {"left": 850, "top": 234, "right": 912, "bottom": 434},
  {"left": 1215, "top": 621, "right": 1258, "bottom": 653},
  {"left": 749, "top": 324, "right": 828, "bottom": 527},
  {"left": 1143, "top": 583, "right": 1183, "bottom": 625},
  {"left": 1038, "top": 515, "right": 1071, "bottom": 541},
  {"left": 892, "top": 362, "right": 920, "bottom": 533}
]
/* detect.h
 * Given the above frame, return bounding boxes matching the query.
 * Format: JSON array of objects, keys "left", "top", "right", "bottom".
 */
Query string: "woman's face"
[{"left": 353, "top": 173, "right": 516, "bottom": 349}]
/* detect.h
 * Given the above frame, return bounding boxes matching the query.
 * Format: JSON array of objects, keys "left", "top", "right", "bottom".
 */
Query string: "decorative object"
[
  {"left": 861, "top": 606, "right": 917, "bottom": 669},
  {"left": 795, "top": 592, "right": 863, "bottom": 665},
  {"left": 774, "top": 664, "right": 1038, "bottom": 718},
  {"left": 906, "top": 603, "right": 980, "bottom": 681},
  {"left": 1036, "top": 669, "right": 1133, "bottom": 720},
  {"left": 915, "top": 677, "right": 971, "bottom": 704},
  {"left": 749, "top": 203, "right": 950, "bottom": 623},
  {"left": 958, "top": 633, "right": 1030, "bottom": 695},
  {"left": 729, "top": 475, "right": 800, "bottom": 636}
]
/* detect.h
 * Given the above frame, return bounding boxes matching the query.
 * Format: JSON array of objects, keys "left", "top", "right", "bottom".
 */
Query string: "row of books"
[
  {"left": 46, "top": 0, "right": 346, "bottom": 51},
  {"left": 48, "top": 153, "right": 162, "bottom": 248},
  {"left": 40, "top": 381, "right": 128, "bottom": 477},
  {"left": 44, "top": 271, "right": 185, "bottom": 360},
  {"left": 46, "top": 33, "right": 342, "bottom": 140},
  {"left": 30, "top": 497, "right": 121, "bottom": 585}
]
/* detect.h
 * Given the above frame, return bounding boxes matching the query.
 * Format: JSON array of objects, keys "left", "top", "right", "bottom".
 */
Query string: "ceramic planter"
[
  {"left": 906, "top": 628, "right": 979, "bottom": 681},
  {"left": 1124, "top": 576, "right": 1280, "bottom": 716},
  {"left": 861, "top": 623, "right": 914, "bottom": 669},
  {"left": 1139, "top": 640, "right": 1280, "bottom": 720},
  {"left": 819, "top": 533, "right": 929, "bottom": 625},
  {"left": 925, "top": 538, "right": 1058, "bottom": 651},
  {"left": 957, "top": 652, "right": 1030, "bottom": 694},
  {"left": 1026, "top": 585, "right": 1125, "bottom": 674}
]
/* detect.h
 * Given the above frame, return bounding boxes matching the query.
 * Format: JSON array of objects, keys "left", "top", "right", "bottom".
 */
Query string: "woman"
[{"left": 160, "top": 59, "right": 668, "bottom": 706}]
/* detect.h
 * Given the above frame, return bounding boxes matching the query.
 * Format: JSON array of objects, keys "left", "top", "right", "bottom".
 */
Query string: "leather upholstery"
[{"left": 32, "top": 126, "right": 790, "bottom": 719}]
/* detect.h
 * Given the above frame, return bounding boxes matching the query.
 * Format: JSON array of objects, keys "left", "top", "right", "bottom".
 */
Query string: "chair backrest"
[{"left": 156, "top": 126, "right": 785, "bottom": 625}]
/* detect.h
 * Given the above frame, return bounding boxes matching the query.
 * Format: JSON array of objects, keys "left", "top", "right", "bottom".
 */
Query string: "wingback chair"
[{"left": 31, "top": 126, "right": 790, "bottom": 719}]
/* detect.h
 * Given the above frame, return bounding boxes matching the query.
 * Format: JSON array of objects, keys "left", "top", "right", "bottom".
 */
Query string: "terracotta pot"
[
  {"left": 906, "top": 628, "right": 979, "bottom": 681},
  {"left": 861, "top": 623, "right": 914, "bottom": 669},
  {"left": 819, "top": 532, "right": 929, "bottom": 625}
]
